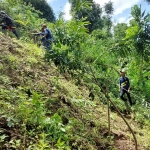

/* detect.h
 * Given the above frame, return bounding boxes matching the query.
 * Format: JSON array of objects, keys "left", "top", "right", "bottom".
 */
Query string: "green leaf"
[{"left": 0, "top": 134, "right": 8, "bottom": 142}]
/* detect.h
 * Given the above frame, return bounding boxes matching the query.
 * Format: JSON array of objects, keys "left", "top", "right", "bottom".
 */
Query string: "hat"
[
  {"left": 120, "top": 68, "right": 126, "bottom": 73},
  {"left": 42, "top": 24, "right": 47, "bottom": 28},
  {"left": 0, "top": 11, "right": 6, "bottom": 17},
  {"left": 0, "top": 11, "right": 6, "bottom": 14}
]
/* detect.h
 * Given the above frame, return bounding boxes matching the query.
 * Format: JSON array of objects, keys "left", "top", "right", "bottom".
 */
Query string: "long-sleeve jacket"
[
  {"left": 119, "top": 76, "right": 130, "bottom": 90},
  {"left": 0, "top": 14, "right": 15, "bottom": 27}
]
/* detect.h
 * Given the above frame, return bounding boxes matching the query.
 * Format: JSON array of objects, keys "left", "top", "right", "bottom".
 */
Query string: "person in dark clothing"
[
  {"left": 31, "top": 24, "right": 53, "bottom": 50},
  {"left": 41, "top": 24, "right": 53, "bottom": 50},
  {"left": 119, "top": 69, "right": 132, "bottom": 106},
  {"left": 0, "top": 11, "right": 19, "bottom": 39}
]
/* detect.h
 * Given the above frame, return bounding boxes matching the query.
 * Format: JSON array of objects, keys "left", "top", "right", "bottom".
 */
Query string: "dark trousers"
[
  {"left": 12, "top": 28, "right": 20, "bottom": 39},
  {"left": 120, "top": 89, "right": 132, "bottom": 106},
  {"left": 2, "top": 26, "right": 19, "bottom": 39},
  {"left": 42, "top": 38, "right": 52, "bottom": 50}
]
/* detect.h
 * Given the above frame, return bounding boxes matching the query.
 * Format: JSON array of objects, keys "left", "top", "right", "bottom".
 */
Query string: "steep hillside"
[{"left": 0, "top": 34, "right": 150, "bottom": 150}]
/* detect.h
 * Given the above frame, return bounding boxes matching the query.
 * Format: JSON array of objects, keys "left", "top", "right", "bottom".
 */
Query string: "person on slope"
[
  {"left": 0, "top": 11, "right": 20, "bottom": 39},
  {"left": 40, "top": 24, "right": 53, "bottom": 50},
  {"left": 119, "top": 69, "right": 133, "bottom": 114}
]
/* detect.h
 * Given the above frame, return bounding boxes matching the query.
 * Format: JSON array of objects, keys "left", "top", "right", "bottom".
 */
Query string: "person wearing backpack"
[
  {"left": 0, "top": 11, "right": 19, "bottom": 39},
  {"left": 41, "top": 24, "right": 53, "bottom": 50},
  {"left": 119, "top": 69, "right": 133, "bottom": 114}
]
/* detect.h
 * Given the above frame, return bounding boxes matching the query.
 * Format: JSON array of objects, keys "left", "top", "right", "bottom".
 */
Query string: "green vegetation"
[
  {"left": 0, "top": 1, "right": 150, "bottom": 149},
  {"left": 23, "top": 0, "right": 56, "bottom": 22}
]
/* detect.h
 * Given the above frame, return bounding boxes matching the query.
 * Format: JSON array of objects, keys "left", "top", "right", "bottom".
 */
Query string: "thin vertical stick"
[{"left": 106, "top": 80, "right": 110, "bottom": 139}]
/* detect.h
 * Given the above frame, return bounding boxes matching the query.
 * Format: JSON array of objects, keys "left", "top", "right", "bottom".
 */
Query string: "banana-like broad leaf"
[{"left": 14, "top": 20, "right": 29, "bottom": 26}]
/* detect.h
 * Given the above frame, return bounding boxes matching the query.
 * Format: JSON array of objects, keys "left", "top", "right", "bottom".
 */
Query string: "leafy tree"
[
  {"left": 112, "top": 5, "right": 150, "bottom": 61},
  {"left": 104, "top": 0, "right": 114, "bottom": 15},
  {"left": 69, "top": 0, "right": 92, "bottom": 13},
  {"left": 69, "top": 0, "right": 103, "bottom": 32},
  {"left": 125, "top": 5, "right": 150, "bottom": 61},
  {"left": 102, "top": 15, "right": 112, "bottom": 36},
  {"left": 103, "top": 1, "right": 114, "bottom": 31},
  {"left": 23, "top": 0, "right": 56, "bottom": 22},
  {"left": 92, "top": 29, "right": 108, "bottom": 40},
  {"left": 114, "top": 23, "right": 128, "bottom": 42}
]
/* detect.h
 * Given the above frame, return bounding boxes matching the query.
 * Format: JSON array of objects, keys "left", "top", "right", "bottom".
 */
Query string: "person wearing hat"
[
  {"left": 0, "top": 11, "right": 19, "bottom": 39},
  {"left": 119, "top": 69, "right": 133, "bottom": 113},
  {"left": 40, "top": 24, "right": 53, "bottom": 50}
]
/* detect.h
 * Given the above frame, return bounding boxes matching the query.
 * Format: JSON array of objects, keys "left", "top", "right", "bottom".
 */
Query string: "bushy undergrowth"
[{"left": 0, "top": 35, "right": 114, "bottom": 149}]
